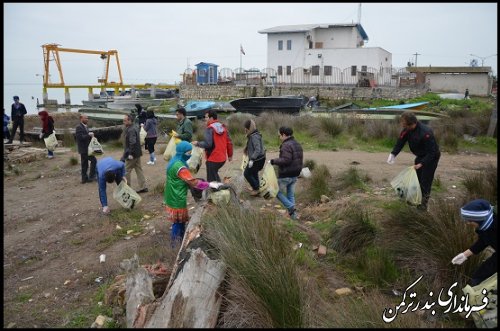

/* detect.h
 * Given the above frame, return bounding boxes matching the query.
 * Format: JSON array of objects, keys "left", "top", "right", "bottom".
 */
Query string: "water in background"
[{"left": 4, "top": 84, "right": 89, "bottom": 115}]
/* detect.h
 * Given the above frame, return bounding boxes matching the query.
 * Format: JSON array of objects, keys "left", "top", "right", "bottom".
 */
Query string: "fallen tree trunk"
[{"left": 127, "top": 201, "right": 227, "bottom": 328}]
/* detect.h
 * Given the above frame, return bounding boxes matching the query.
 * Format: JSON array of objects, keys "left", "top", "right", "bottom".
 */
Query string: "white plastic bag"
[
  {"left": 112, "top": 180, "right": 142, "bottom": 209},
  {"left": 259, "top": 163, "right": 279, "bottom": 199},
  {"left": 44, "top": 131, "right": 58, "bottom": 151},
  {"left": 300, "top": 167, "right": 311, "bottom": 178},
  {"left": 462, "top": 272, "right": 497, "bottom": 328},
  {"left": 390, "top": 166, "right": 422, "bottom": 205},
  {"left": 140, "top": 126, "right": 147, "bottom": 146},
  {"left": 163, "top": 136, "right": 177, "bottom": 161},
  {"left": 208, "top": 189, "right": 231, "bottom": 206},
  {"left": 187, "top": 145, "right": 203, "bottom": 174},
  {"left": 88, "top": 136, "right": 104, "bottom": 156}
]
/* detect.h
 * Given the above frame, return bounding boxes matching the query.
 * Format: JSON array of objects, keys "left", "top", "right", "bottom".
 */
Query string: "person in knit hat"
[{"left": 451, "top": 199, "right": 497, "bottom": 286}]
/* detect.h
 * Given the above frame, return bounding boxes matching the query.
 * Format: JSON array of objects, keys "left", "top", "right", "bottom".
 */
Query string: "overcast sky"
[{"left": 3, "top": 2, "right": 498, "bottom": 111}]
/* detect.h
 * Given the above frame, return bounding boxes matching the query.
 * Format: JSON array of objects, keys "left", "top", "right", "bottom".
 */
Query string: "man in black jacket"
[
  {"left": 270, "top": 126, "right": 303, "bottom": 220},
  {"left": 75, "top": 114, "right": 97, "bottom": 184},
  {"left": 387, "top": 111, "right": 440, "bottom": 210},
  {"left": 8, "top": 96, "right": 27, "bottom": 144},
  {"left": 122, "top": 114, "right": 148, "bottom": 193}
]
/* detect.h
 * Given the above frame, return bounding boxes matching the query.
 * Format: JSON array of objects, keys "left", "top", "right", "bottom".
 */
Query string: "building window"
[
  {"left": 324, "top": 66, "right": 332, "bottom": 76},
  {"left": 287, "top": 40, "right": 292, "bottom": 50},
  {"left": 315, "top": 42, "right": 323, "bottom": 49},
  {"left": 309, "top": 41, "right": 313, "bottom": 49},
  {"left": 361, "top": 65, "right": 367, "bottom": 72},
  {"left": 278, "top": 66, "right": 283, "bottom": 75},
  {"left": 198, "top": 69, "right": 206, "bottom": 77},
  {"left": 311, "top": 65, "right": 320, "bottom": 76},
  {"left": 286, "top": 66, "right": 291, "bottom": 76},
  {"left": 278, "top": 40, "right": 283, "bottom": 50},
  {"left": 351, "top": 66, "right": 357, "bottom": 76}
]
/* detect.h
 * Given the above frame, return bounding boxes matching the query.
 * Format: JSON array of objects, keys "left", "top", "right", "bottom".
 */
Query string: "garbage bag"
[
  {"left": 241, "top": 154, "right": 249, "bottom": 171},
  {"left": 259, "top": 163, "right": 279, "bottom": 199},
  {"left": 112, "top": 180, "right": 142, "bottom": 209},
  {"left": 140, "top": 126, "right": 147, "bottom": 146},
  {"left": 208, "top": 189, "right": 230, "bottom": 206},
  {"left": 187, "top": 145, "right": 203, "bottom": 174},
  {"left": 88, "top": 136, "right": 104, "bottom": 156},
  {"left": 462, "top": 272, "right": 497, "bottom": 328},
  {"left": 44, "top": 131, "right": 58, "bottom": 151},
  {"left": 163, "top": 136, "right": 177, "bottom": 161},
  {"left": 390, "top": 166, "right": 422, "bottom": 205}
]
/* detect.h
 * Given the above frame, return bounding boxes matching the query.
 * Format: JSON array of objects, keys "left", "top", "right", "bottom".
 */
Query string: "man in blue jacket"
[{"left": 97, "top": 156, "right": 126, "bottom": 214}]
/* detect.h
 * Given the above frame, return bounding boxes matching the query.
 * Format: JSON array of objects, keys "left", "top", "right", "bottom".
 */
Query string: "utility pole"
[{"left": 413, "top": 52, "right": 421, "bottom": 68}]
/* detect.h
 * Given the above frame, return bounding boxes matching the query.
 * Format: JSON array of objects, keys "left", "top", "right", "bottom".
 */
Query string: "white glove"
[
  {"left": 209, "top": 182, "right": 221, "bottom": 189},
  {"left": 39, "top": 133, "right": 44, "bottom": 139},
  {"left": 122, "top": 178, "right": 127, "bottom": 184},
  {"left": 248, "top": 160, "right": 254, "bottom": 168},
  {"left": 102, "top": 206, "right": 110, "bottom": 214},
  {"left": 451, "top": 253, "right": 467, "bottom": 265},
  {"left": 128, "top": 155, "right": 134, "bottom": 160},
  {"left": 89, "top": 132, "right": 94, "bottom": 137},
  {"left": 267, "top": 160, "right": 272, "bottom": 164},
  {"left": 387, "top": 153, "right": 396, "bottom": 164}
]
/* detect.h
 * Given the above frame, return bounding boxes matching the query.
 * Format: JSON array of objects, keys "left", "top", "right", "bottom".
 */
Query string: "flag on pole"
[{"left": 240, "top": 44, "right": 245, "bottom": 55}]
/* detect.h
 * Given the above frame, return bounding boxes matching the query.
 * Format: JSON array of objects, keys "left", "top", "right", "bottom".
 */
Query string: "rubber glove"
[
  {"left": 451, "top": 252, "right": 467, "bottom": 265},
  {"left": 194, "top": 180, "right": 209, "bottom": 190},
  {"left": 387, "top": 153, "right": 396, "bottom": 164},
  {"left": 128, "top": 155, "right": 134, "bottom": 160},
  {"left": 39, "top": 133, "right": 44, "bottom": 139},
  {"left": 209, "top": 182, "right": 222, "bottom": 189},
  {"left": 248, "top": 160, "right": 254, "bottom": 168}
]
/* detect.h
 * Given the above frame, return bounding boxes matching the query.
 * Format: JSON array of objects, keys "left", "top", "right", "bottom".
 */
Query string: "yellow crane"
[
  {"left": 40, "top": 43, "right": 177, "bottom": 105},
  {"left": 42, "top": 43, "right": 124, "bottom": 88}
]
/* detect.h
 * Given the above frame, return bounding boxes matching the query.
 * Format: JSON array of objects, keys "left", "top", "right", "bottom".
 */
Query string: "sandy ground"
[{"left": 3, "top": 142, "right": 497, "bottom": 327}]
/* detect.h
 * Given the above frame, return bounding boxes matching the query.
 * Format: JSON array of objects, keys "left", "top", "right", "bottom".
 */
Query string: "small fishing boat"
[
  {"left": 184, "top": 100, "right": 216, "bottom": 119},
  {"left": 229, "top": 96, "right": 306, "bottom": 116}
]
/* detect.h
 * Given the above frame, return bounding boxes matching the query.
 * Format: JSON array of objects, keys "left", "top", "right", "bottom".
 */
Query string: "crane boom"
[{"left": 41, "top": 43, "right": 123, "bottom": 87}]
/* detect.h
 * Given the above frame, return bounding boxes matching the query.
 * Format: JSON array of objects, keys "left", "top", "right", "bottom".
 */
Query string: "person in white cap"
[{"left": 451, "top": 199, "right": 497, "bottom": 286}]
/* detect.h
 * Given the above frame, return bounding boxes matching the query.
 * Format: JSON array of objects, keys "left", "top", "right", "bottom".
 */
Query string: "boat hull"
[{"left": 229, "top": 97, "right": 304, "bottom": 116}]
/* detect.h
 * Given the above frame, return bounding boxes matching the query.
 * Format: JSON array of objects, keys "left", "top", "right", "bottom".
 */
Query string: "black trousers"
[
  {"left": 243, "top": 158, "right": 265, "bottom": 190},
  {"left": 80, "top": 153, "right": 97, "bottom": 181},
  {"left": 415, "top": 154, "right": 440, "bottom": 206},
  {"left": 10, "top": 117, "right": 24, "bottom": 142},
  {"left": 145, "top": 137, "right": 157, "bottom": 153},
  {"left": 471, "top": 252, "right": 497, "bottom": 286},
  {"left": 206, "top": 161, "right": 225, "bottom": 182}
]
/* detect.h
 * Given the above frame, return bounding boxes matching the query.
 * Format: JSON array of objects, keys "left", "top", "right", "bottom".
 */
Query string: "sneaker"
[
  {"left": 137, "top": 188, "right": 149, "bottom": 194},
  {"left": 154, "top": 157, "right": 157, "bottom": 162},
  {"left": 47, "top": 155, "right": 54, "bottom": 159},
  {"left": 146, "top": 161, "right": 155, "bottom": 165}
]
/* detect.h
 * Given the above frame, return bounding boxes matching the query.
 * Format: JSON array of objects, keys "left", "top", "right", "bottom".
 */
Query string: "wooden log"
[{"left": 142, "top": 202, "right": 227, "bottom": 328}]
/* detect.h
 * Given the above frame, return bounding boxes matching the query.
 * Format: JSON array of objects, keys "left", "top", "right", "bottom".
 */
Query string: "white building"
[{"left": 258, "top": 23, "right": 392, "bottom": 85}]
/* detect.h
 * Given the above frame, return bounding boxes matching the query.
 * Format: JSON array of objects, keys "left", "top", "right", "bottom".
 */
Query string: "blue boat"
[
  {"left": 368, "top": 101, "right": 430, "bottom": 110},
  {"left": 184, "top": 100, "right": 216, "bottom": 119}
]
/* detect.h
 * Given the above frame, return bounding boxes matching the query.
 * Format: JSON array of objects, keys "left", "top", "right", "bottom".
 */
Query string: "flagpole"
[{"left": 240, "top": 44, "right": 242, "bottom": 71}]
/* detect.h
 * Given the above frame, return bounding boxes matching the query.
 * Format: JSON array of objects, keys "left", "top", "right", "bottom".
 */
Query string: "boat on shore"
[
  {"left": 184, "top": 100, "right": 216, "bottom": 119},
  {"left": 229, "top": 96, "right": 307, "bottom": 116}
]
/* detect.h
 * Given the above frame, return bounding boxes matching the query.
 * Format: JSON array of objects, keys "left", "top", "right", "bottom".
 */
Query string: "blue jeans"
[
  {"left": 48, "top": 150, "right": 54, "bottom": 157},
  {"left": 276, "top": 177, "right": 297, "bottom": 212}
]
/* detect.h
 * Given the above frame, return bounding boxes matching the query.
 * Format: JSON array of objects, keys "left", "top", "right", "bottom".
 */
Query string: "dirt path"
[{"left": 3, "top": 143, "right": 496, "bottom": 327}]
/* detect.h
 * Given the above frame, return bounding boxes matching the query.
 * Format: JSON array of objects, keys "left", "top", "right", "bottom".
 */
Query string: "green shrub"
[
  {"left": 327, "top": 206, "right": 377, "bottom": 254},
  {"left": 308, "top": 164, "right": 332, "bottom": 202},
  {"left": 69, "top": 156, "right": 79, "bottom": 166},
  {"left": 355, "top": 246, "right": 400, "bottom": 287},
  {"left": 336, "top": 166, "right": 371, "bottom": 191},
  {"left": 204, "top": 207, "right": 306, "bottom": 328},
  {"left": 462, "top": 164, "right": 497, "bottom": 204}
]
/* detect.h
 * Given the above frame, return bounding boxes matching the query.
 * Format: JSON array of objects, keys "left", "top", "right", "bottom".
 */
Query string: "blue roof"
[
  {"left": 356, "top": 24, "right": 369, "bottom": 42},
  {"left": 195, "top": 62, "right": 218, "bottom": 67}
]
